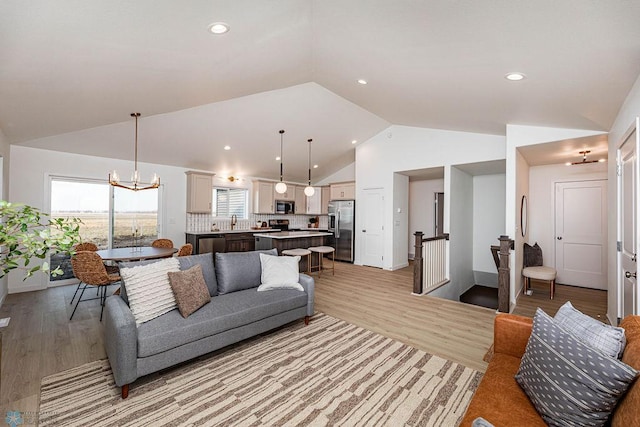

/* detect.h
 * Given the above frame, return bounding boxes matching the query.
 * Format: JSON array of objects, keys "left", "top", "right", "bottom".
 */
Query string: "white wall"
[
  {"left": 8, "top": 145, "right": 193, "bottom": 293},
  {"left": 0, "top": 128, "right": 9, "bottom": 305},
  {"left": 356, "top": 125, "right": 505, "bottom": 270},
  {"left": 408, "top": 178, "right": 444, "bottom": 257},
  {"left": 529, "top": 162, "right": 607, "bottom": 270},
  {"left": 393, "top": 173, "right": 409, "bottom": 270},
  {"left": 606, "top": 74, "right": 640, "bottom": 323},
  {"left": 472, "top": 174, "right": 506, "bottom": 274},
  {"left": 431, "top": 166, "right": 474, "bottom": 300},
  {"left": 506, "top": 125, "right": 606, "bottom": 309},
  {"left": 316, "top": 162, "right": 355, "bottom": 186}
]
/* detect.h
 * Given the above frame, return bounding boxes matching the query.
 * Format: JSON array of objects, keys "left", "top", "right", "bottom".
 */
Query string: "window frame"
[{"left": 212, "top": 186, "right": 249, "bottom": 219}]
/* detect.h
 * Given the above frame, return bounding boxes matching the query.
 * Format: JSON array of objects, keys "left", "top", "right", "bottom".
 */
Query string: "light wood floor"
[{"left": 0, "top": 262, "right": 608, "bottom": 416}]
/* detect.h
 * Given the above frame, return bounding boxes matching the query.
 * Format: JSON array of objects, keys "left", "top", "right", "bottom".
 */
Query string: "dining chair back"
[
  {"left": 152, "top": 238, "right": 174, "bottom": 249},
  {"left": 70, "top": 251, "right": 121, "bottom": 321},
  {"left": 177, "top": 243, "right": 193, "bottom": 257},
  {"left": 75, "top": 242, "right": 99, "bottom": 252}
]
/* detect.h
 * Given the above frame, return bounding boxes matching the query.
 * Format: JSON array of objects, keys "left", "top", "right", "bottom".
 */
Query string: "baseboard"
[{"left": 390, "top": 262, "right": 409, "bottom": 271}]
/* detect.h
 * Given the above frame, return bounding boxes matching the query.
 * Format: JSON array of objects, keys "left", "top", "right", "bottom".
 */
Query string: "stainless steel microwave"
[{"left": 275, "top": 200, "right": 295, "bottom": 214}]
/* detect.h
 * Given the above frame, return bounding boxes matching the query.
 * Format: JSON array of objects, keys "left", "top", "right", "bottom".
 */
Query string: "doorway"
[
  {"left": 618, "top": 121, "right": 639, "bottom": 317},
  {"left": 434, "top": 192, "right": 444, "bottom": 236},
  {"left": 554, "top": 180, "right": 607, "bottom": 289}
]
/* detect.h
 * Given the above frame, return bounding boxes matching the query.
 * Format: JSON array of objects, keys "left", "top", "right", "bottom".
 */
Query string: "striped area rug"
[{"left": 39, "top": 314, "right": 482, "bottom": 426}]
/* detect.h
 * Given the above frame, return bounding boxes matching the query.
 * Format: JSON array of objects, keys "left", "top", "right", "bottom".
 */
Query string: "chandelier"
[{"left": 109, "top": 113, "right": 160, "bottom": 191}]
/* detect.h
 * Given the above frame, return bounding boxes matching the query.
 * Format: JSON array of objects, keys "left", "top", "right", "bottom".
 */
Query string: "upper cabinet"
[
  {"left": 321, "top": 186, "right": 331, "bottom": 214},
  {"left": 330, "top": 182, "right": 355, "bottom": 200},
  {"left": 253, "top": 180, "right": 275, "bottom": 214},
  {"left": 294, "top": 186, "right": 306, "bottom": 214},
  {"left": 186, "top": 171, "right": 214, "bottom": 213},
  {"left": 274, "top": 185, "right": 295, "bottom": 201},
  {"left": 305, "top": 187, "right": 322, "bottom": 215}
]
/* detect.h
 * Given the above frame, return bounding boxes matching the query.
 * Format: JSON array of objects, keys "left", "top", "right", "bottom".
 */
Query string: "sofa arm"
[
  {"left": 103, "top": 295, "right": 138, "bottom": 387},
  {"left": 494, "top": 313, "right": 533, "bottom": 359},
  {"left": 299, "top": 273, "right": 315, "bottom": 317}
]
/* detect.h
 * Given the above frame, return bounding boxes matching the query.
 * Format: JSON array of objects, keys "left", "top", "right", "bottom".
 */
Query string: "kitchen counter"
[
  {"left": 253, "top": 231, "right": 332, "bottom": 239},
  {"left": 186, "top": 228, "right": 277, "bottom": 236}
]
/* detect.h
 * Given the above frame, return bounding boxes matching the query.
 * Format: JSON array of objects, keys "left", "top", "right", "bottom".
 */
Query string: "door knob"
[
  {"left": 625, "top": 271, "right": 637, "bottom": 279},
  {"left": 362, "top": 230, "right": 367, "bottom": 232},
  {"left": 557, "top": 236, "right": 563, "bottom": 240}
]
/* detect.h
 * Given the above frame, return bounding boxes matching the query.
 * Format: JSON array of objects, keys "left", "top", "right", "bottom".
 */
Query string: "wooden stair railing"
[
  {"left": 413, "top": 232, "right": 450, "bottom": 294},
  {"left": 496, "top": 236, "right": 514, "bottom": 313}
]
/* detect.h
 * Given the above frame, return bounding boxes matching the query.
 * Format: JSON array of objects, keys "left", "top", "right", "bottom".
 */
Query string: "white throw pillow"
[
  {"left": 119, "top": 257, "right": 180, "bottom": 325},
  {"left": 258, "top": 253, "right": 303, "bottom": 291}
]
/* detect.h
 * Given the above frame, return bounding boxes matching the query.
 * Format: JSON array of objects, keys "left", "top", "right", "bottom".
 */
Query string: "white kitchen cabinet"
[
  {"left": 321, "top": 186, "right": 331, "bottom": 214},
  {"left": 294, "top": 186, "right": 306, "bottom": 214},
  {"left": 330, "top": 182, "right": 355, "bottom": 200},
  {"left": 305, "top": 187, "right": 322, "bottom": 214},
  {"left": 186, "top": 171, "right": 214, "bottom": 213},
  {"left": 273, "top": 184, "right": 295, "bottom": 201},
  {"left": 253, "top": 181, "right": 275, "bottom": 214}
]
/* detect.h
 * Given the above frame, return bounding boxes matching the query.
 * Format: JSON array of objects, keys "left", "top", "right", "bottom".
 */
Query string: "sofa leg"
[
  {"left": 304, "top": 316, "right": 310, "bottom": 326},
  {"left": 121, "top": 384, "right": 129, "bottom": 399}
]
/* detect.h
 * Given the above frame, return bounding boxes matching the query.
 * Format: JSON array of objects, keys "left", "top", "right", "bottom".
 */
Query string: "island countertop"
[{"left": 253, "top": 231, "right": 332, "bottom": 240}]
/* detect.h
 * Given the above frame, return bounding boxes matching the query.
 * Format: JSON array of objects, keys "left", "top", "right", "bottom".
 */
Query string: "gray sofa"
[{"left": 103, "top": 249, "right": 315, "bottom": 399}]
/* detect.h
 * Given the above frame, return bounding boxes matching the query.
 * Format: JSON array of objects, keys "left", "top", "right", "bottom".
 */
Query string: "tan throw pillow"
[{"left": 167, "top": 264, "right": 211, "bottom": 318}]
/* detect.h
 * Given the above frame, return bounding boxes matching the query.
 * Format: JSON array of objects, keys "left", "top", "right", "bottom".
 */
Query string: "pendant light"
[
  {"left": 304, "top": 138, "right": 315, "bottom": 197},
  {"left": 275, "top": 129, "right": 287, "bottom": 194},
  {"left": 108, "top": 113, "right": 160, "bottom": 191}
]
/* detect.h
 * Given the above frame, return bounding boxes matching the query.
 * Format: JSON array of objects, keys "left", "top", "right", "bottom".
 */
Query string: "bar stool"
[
  {"left": 308, "top": 246, "right": 335, "bottom": 278},
  {"left": 281, "top": 248, "right": 312, "bottom": 274}
]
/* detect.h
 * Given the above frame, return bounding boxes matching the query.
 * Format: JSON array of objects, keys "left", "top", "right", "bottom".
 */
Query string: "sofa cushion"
[
  {"left": 119, "top": 257, "right": 180, "bottom": 326},
  {"left": 215, "top": 249, "right": 277, "bottom": 295},
  {"left": 554, "top": 301, "right": 626, "bottom": 358},
  {"left": 136, "top": 287, "right": 307, "bottom": 357},
  {"left": 177, "top": 253, "right": 217, "bottom": 296},
  {"left": 168, "top": 264, "right": 211, "bottom": 318},
  {"left": 460, "top": 353, "right": 546, "bottom": 427},
  {"left": 515, "top": 309, "right": 637, "bottom": 427}
]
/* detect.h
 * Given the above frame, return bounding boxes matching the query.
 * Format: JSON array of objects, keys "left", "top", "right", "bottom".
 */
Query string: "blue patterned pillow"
[{"left": 515, "top": 309, "right": 637, "bottom": 427}]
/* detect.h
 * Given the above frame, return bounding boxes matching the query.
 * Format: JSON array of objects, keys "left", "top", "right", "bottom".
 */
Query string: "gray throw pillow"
[
  {"left": 215, "top": 249, "right": 277, "bottom": 295},
  {"left": 554, "top": 301, "right": 626, "bottom": 359},
  {"left": 515, "top": 309, "right": 637, "bottom": 427}
]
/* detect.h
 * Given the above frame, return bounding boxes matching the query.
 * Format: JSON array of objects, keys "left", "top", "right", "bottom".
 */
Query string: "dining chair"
[
  {"left": 177, "top": 243, "right": 193, "bottom": 257},
  {"left": 522, "top": 242, "right": 557, "bottom": 299},
  {"left": 70, "top": 242, "right": 120, "bottom": 306},
  {"left": 70, "top": 251, "right": 121, "bottom": 321},
  {"left": 152, "top": 238, "right": 174, "bottom": 249}
]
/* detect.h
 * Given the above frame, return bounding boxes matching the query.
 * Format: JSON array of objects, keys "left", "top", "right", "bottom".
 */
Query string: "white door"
[
  {"left": 555, "top": 180, "right": 607, "bottom": 289},
  {"left": 619, "top": 120, "right": 639, "bottom": 317},
  {"left": 362, "top": 189, "right": 384, "bottom": 268}
]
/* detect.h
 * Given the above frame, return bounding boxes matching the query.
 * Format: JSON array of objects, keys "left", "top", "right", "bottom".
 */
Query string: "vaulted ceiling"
[{"left": 1, "top": 1, "right": 639, "bottom": 182}]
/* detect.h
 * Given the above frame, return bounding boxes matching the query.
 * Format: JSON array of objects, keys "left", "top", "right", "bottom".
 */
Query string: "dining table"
[{"left": 96, "top": 246, "right": 178, "bottom": 262}]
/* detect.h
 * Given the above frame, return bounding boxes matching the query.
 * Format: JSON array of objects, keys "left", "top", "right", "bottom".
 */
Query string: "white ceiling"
[{"left": 1, "top": 1, "right": 639, "bottom": 182}]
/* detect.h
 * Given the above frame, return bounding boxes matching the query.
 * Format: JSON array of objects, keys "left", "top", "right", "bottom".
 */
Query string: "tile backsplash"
[{"left": 186, "top": 213, "right": 328, "bottom": 233}]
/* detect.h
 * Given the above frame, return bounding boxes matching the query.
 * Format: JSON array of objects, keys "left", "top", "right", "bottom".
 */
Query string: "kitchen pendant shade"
[
  {"left": 304, "top": 138, "right": 314, "bottom": 197},
  {"left": 108, "top": 113, "right": 160, "bottom": 191},
  {"left": 275, "top": 129, "right": 287, "bottom": 194}
]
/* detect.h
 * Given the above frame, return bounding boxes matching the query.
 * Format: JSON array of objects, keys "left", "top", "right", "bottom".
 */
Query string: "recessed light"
[
  {"left": 223, "top": 145, "right": 231, "bottom": 150},
  {"left": 357, "top": 79, "right": 367, "bottom": 85},
  {"left": 351, "top": 140, "right": 357, "bottom": 144},
  {"left": 599, "top": 158, "right": 606, "bottom": 162},
  {"left": 505, "top": 72, "right": 525, "bottom": 81},
  {"left": 276, "top": 156, "right": 281, "bottom": 161},
  {"left": 313, "top": 164, "right": 318, "bottom": 169},
  {"left": 208, "top": 22, "right": 230, "bottom": 34}
]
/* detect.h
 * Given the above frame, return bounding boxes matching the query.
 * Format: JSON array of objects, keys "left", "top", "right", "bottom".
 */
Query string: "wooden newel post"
[
  {"left": 413, "top": 231, "right": 424, "bottom": 294},
  {"left": 497, "top": 235, "right": 512, "bottom": 313}
]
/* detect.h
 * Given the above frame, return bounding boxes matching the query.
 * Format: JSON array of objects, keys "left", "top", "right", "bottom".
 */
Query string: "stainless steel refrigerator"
[{"left": 328, "top": 200, "right": 355, "bottom": 262}]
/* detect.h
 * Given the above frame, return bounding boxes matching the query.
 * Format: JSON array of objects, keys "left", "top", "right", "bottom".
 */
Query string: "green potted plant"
[{"left": 0, "top": 201, "right": 82, "bottom": 279}]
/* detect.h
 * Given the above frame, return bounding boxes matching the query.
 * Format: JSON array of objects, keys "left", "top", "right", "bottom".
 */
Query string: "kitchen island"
[{"left": 254, "top": 230, "right": 333, "bottom": 272}]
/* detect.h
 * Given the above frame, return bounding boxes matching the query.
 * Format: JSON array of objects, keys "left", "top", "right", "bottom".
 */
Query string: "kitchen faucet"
[{"left": 231, "top": 214, "right": 238, "bottom": 230}]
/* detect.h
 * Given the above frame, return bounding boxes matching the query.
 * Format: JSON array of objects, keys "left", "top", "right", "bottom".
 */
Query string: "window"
[
  {"left": 212, "top": 187, "right": 248, "bottom": 218},
  {"left": 49, "top": 177, "right": 160, "bottom": 281}
]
